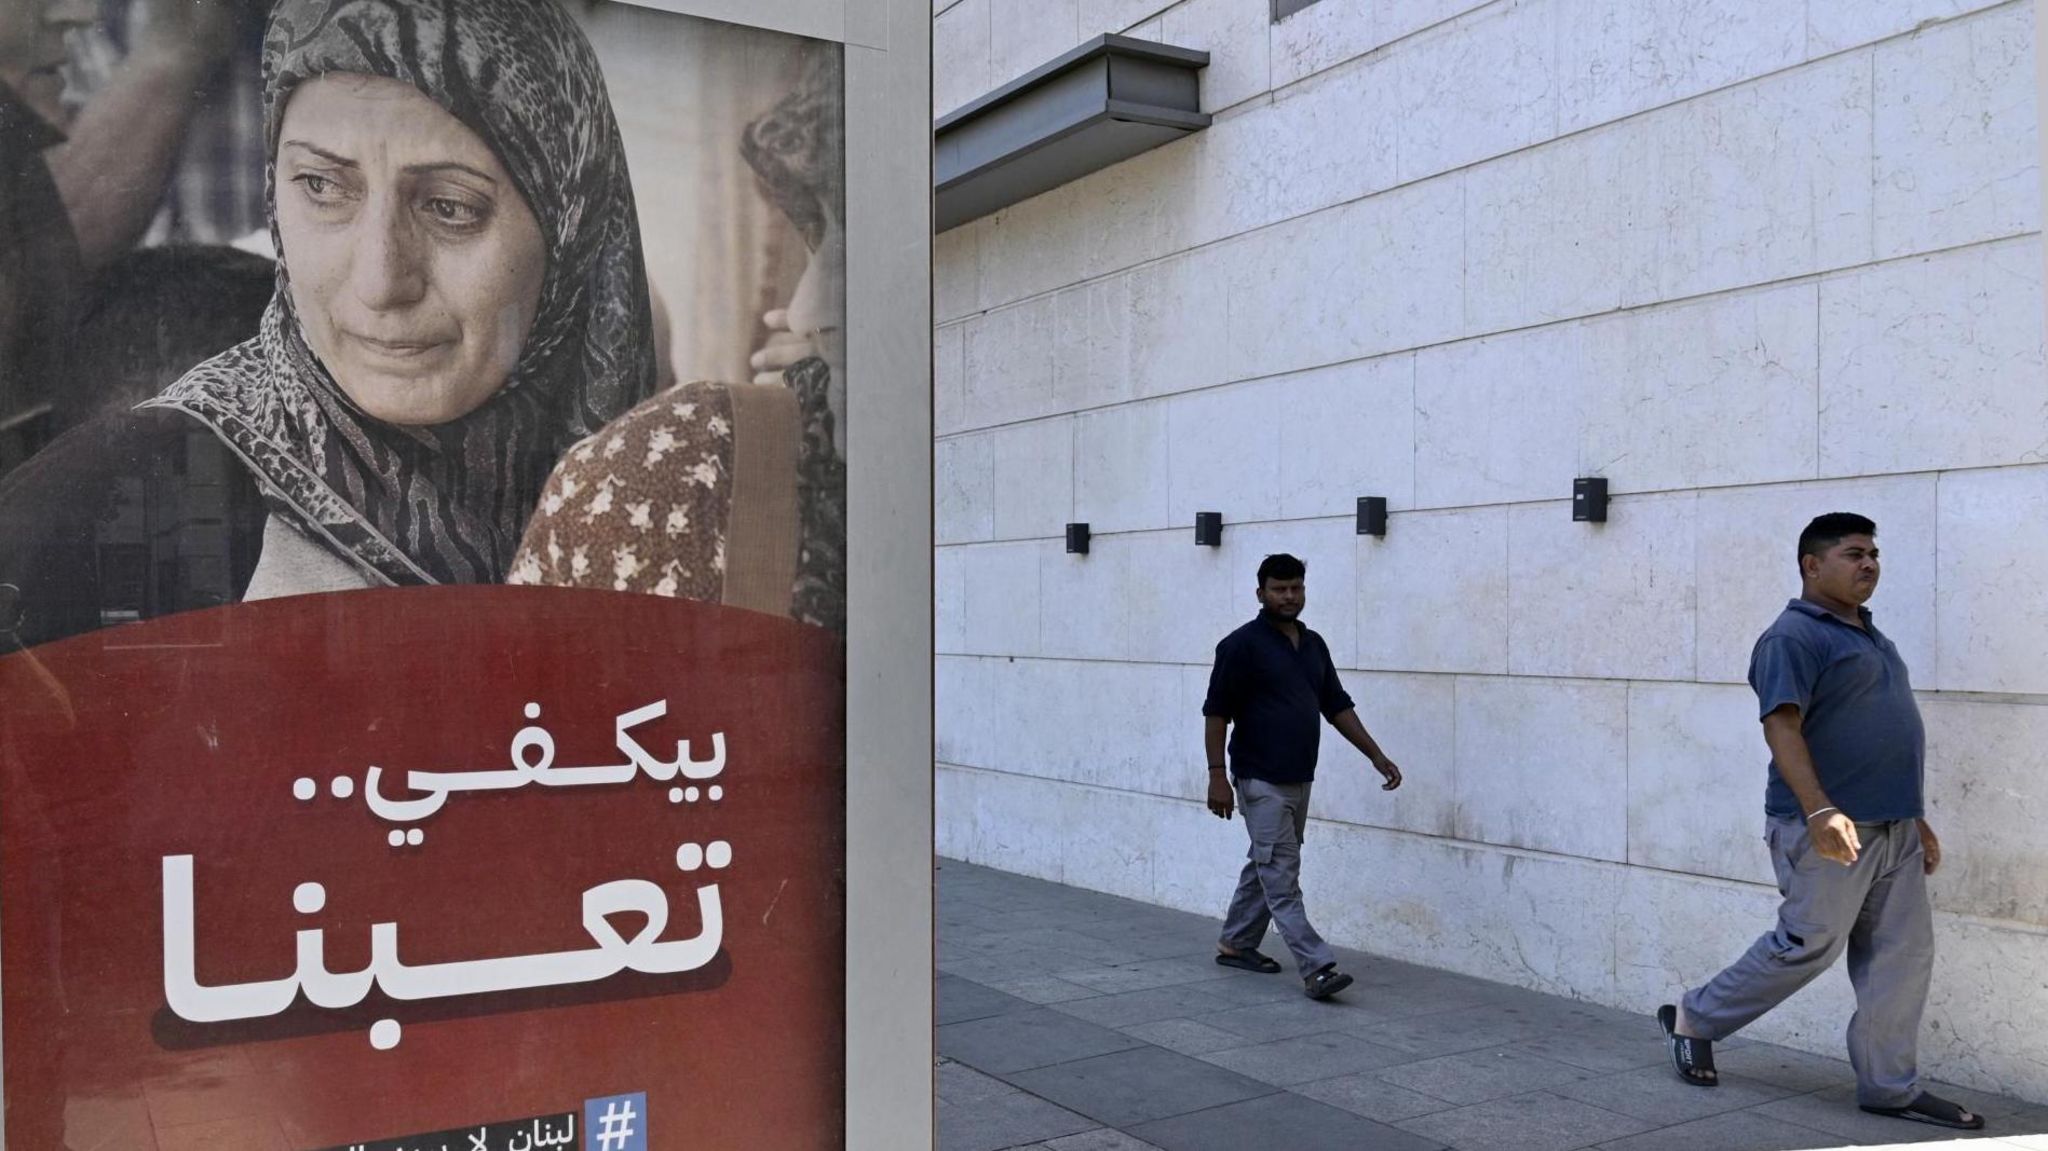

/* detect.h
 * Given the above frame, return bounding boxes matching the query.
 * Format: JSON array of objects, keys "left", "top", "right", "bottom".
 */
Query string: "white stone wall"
[{"left": 934, "top": 0, "right": 2048, "bottom": 1102}]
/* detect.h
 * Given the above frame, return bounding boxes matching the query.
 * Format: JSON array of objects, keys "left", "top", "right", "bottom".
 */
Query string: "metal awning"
[{"left": 934, "top": 35, "right": 1210, "bottom": 232}]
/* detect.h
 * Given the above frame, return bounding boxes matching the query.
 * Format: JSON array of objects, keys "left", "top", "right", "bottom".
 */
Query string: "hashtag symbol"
[{"left": 596, "top": 1098, "right": 639, "bottom": 1151}]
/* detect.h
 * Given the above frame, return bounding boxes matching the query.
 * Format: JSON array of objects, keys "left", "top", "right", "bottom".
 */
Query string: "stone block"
[
  {"left": 1577, "top": 282, "right": 1820, "bottom": 495},
  {"left": 1130, "top": 246, "right": 1231, "bottom": 399},
  {"left": 964, "top": 295, "right": 1057, "bottom": 427},
  {"left": 990, "top": 417, "right": 1076, "bottom": 540},
  {"left": 1464, "top": 125, "right": 1649, "bottom": 334},
  {"left": 1312, "top": 670, "right": 1457, "bottom": 839},
  {"left": 1625, "top": 681, "right": 1776, "bottom": 886},
  {"left": 1506, "top": 491, "right": 1697, "bottom": 682},
  {"left": 1808, "top": 0, "right": 2016, "bottom": 56},
  {"left": 936, "top": 220, "right": 983, "bottom": 323},
  {"left": 1557, "top": 0, "right": 1804, "bottom": 136},
  {"left": 1396, "top": 0, "right": 1557, "bottom": 182},
  {"left": 959, "top": 540, "right": 1045, "bottom": 655},
  {"left": 1161, "top": 0, "right": 1273, "bottom": 111},
  {"left": 1041, "top": 532, "right": 1132, "bottom": 660},
  {"left": 1228, "top": 181, "right": 1464, "bottom": 382},
  {"left": 1075, "top": 400, "right": 1174, "bottom": 532},
  {"left": 1692, "top": 473, "right": 1937, "bottom": 685},
  {"left": 937, "top": 432, "right": 996, "bottom": 546},
  {"left": 1054, "top": 274, "right": 1135, "bottom": 411},
  {"left": 1277, "top": 353, "right": 1417, "bottom": 519},
  {"left": 936, "top": 322, "right": 969, "bottom": 434},
  {"left": 1633, "top": 52, "right": 1873, "bottom": 305},
  {"left": 1272, "top": 0, "right": 1381, "bottom": 88},
  {"left": 1123, "top": 528, "right": 1240, "bottom": 666},
  {"left": 935, "top": 0, "right": 993, "bottom": 117},
  {"left": 1168, "top": 378, "right": 1285, "bottom": 525},
  {"left": 1874, "top": 3, "right": 2040, "bottom": 258},
  {"left": 991, "top": 0, "right": 1080, "bottom": 89},
  {"left": 1921, "top": 696, "right": 2048, "bottom": 926},
  {"left": 1453, "top": 675, "right": 1631, "bottom": 862},
  {"left": 1354, "top": 505, "right": 1511, "bottom": 675},
  {"left": 1414, "top": 322, "right": 1584, "bottom": 508},
  {"left": 1937, "top": 465, "right": 2048, "bottom": 693},
  {"left": 1818, "top": 236, "right": 2046, "bottom": 476}
]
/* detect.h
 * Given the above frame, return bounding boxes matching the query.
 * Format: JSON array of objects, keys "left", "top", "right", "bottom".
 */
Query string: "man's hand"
[
  {"left": 1206, "top": 771, "right": 1234, "bottom": 820},
  {"left": 1371, "top": 755, "right": 1402, "bottom": 791},
  {"left": 1918, "top": 818, "right": 1942, "bottom": 875},
  {"left": 1809, "top": 810, "right": 1862, "bottom": 865},
  {"left": 751, "top": 310, "right": 817, "bottom": 384}
]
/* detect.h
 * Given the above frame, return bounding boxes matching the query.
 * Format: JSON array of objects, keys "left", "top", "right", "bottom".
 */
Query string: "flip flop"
[
  {"left": 1860, "top": 1092, "right": 1984, "bottom": 1130},
  {"left": 1304, "top": 965, "right": 1352, "bottom": 1000},
  {"left": 1657, "top": 1005, "right": 1717, "bottom": 1086},
  {"left": 1215, "top": 948, "right": 1282, "bottom": 973}
]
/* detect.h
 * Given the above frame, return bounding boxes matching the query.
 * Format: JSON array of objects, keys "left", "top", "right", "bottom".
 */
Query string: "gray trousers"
[
  {"left": 1219, "top": 777, "right": 1336, "bottom": 979},
  {"left": 1682, "top": 817, "right": 1933, "bottom": 1108}
]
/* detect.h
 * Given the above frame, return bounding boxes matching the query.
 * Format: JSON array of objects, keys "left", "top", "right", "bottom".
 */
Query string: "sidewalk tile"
[
  {"left": 1592, "top": 1109, "right": 1865, "bottom": 1151},
  {"left": 1047, "top": 984, "right": 1236, "bottom": 1028},
  {"left": 939, "top": 1092, "right": 1099, "bottom": 1151},
  {"left": 1003, "top": 1046, "right": 1276, "bottom": 1128},
  {"left": 1376, "top": 1045, "right": 1598, "bottom": 1105},
  {"left": 1551, "top": 1065, "right": 1795, "bottom": 1125},
  {"left": 1197, "top": 1031, "right": 1415, "bottom": 1086},
  {"left": 1128, "top": 1092, "right": 1447, "bottom": 1151},
  {"left": 940, "top": 975, "right": 1036, "bottom": 1025},
  {"left": 940, "top": 1008, "right": 1146, "bottom": 1074},
  {"left": 1116, "top": 1018, "right": 1249, "bottom": 1056},
  {"left": 1291, "top": 1073, "right": 1460, "bottom": 1123},
  {"left": 1395, "top": 1089, "right": 1654, "bottom": 1151}
]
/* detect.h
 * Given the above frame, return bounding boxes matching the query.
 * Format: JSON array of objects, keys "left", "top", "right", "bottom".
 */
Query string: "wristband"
[
  {"left": 1207, "top": 765, "right": 1226, "bottom": 773},
  {"left": 1805, "top": 806, "right": 1840, "bottom": 822}
]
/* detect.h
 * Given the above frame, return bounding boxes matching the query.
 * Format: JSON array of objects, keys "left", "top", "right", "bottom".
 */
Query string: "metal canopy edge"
[{"left": 934, "top": 34, "right": 1211, "bottom": 232}]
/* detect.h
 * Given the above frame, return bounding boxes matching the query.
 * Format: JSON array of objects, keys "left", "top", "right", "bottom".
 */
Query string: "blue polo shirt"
[
  {"left": 1202, "top": 613, "right": 1355, "bottom": 785},
  {"left": 1749, "top": 598, "right": 1924, "bottom": 822}
]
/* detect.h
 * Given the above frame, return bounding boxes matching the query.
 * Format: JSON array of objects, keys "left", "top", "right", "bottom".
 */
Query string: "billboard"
[{"left": 0, "top": 0, "right": 929, "bottom": 1145}]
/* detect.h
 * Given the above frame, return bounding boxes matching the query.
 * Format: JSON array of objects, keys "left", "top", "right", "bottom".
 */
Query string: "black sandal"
[
  {"left": 1304, "top": 965, "right": 1353, "bottom": 1000},
  {"left": 1657, "top": 1005, "right": 1717, "bottom": 1086},
  {"left": 1860, "top": 1092, "right": 1984, "bottom": 1130},
  {"left": 1215, "top": 948, "right": 1282, "bottom": 974}
]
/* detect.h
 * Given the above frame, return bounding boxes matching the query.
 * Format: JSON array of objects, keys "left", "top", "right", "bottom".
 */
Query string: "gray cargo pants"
[
  {"left": 1682, "top": 817, "right": 1933, "bottom": 1108},
  {"left": 1219, "top": 777, "right": 1337, "bottom": 980}
]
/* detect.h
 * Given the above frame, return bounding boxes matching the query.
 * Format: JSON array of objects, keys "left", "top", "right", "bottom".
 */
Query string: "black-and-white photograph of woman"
[{"left": 0, "top": 0, "right": 846, "bottom": 651}]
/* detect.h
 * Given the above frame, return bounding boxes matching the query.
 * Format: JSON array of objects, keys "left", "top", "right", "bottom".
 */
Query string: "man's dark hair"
[
  {"left": 1798, "top": 513, "right": 1877, "bottom": 566},
  {"left": 1256, "top": 553, "right": 1306, "bottom": 585}
]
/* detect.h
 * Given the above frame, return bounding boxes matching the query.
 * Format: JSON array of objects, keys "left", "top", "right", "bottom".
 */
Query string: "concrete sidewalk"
[{"left": 936, "top": 859, "right": 2046, "bottom": 1151}]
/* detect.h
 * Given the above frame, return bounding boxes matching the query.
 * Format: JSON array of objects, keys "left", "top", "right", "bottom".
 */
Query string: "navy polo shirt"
[
  {"left": 1202, "top": 612, "right": 1355, "bottom": 785},
  {"left": 1749, "top": 598, "right": 1924, "bottom": 822}
]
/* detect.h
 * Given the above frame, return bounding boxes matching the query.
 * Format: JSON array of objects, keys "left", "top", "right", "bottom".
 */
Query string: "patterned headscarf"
[{"left": 146, "top": 0, "right": 657, "bottom": 586}]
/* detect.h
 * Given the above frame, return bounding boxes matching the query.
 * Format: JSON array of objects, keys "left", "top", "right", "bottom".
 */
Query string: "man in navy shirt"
[
  {"left": 1658, "top": 514, "right": 1979, "bottom": 1131},
  {"left": 1203, "top": 553, "right": 1401, "bottom": 1000}
]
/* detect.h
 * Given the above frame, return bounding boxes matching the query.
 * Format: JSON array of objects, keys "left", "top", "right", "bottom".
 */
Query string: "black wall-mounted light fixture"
[
  {"left": 1065, "top": 523, "right": 1091, "bottom": 554},
  {"left": 1573, "top": 477, "right": 1609, "bottom": 523},
  {"left": 1194, "top": 511, "right": 1223, "bottom": 547},
  {"left": 1356, "top": 496, "right": 1388, "bottom": 537}
]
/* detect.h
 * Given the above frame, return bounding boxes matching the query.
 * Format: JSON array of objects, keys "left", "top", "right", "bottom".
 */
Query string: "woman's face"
[{"left": 275, "top": 74, "right": 546, "bottom": 426}]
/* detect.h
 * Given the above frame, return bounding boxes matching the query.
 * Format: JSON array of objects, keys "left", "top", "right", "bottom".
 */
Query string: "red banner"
[{"left": 0, "top": 587, "right": 844, "bottom": 1150}]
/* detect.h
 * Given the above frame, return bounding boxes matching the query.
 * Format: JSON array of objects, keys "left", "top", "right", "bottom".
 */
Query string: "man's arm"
[
  {"left": 47, "top": 0, "right": 248, "bottom": 270},
  {"left": 1331, "top": 709, "right": 1401, "bottom": 790},
  {"left": 1761, "top": 704, "right": 1861, "bottom": 865},
  {"left": 1204, "top": 715, "right": 1232, "bottom": 819}
]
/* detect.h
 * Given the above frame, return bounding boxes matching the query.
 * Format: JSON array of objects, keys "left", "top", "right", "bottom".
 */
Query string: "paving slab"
[
  {"left": 1376, "top": 1044, "right": 1601, "bottom": 1105},
  {"left": 1128, "top": 1091, "right": 1448, "bottom": 1151},
  {"left": 939, "top": 1007, "right": 1146, "bottom": 1075},
  {"left": 1002, "top": 1045, "right": 1276, "bottom": 1129},
  {"left": 938, "top": 1090, "right": 1100, "bottom": 1151},
  {"left": 1196, "top": 1030, "right": 1416, "bottom": 1086},
  {"left": 939, "top": 974, "right": 1036, "bottom": 1025},
  {"left": 1395, "top": 1089, "right": 1657, "bottom": 1151}
]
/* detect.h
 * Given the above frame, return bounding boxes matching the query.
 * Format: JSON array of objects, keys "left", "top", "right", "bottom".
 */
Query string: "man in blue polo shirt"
[
  {"left": 1202, "top": 553, "right": 1402, "bottom": 1000},
  {"left": 1658, "top": 514, "right": 1980, "bottom": 1132}
]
